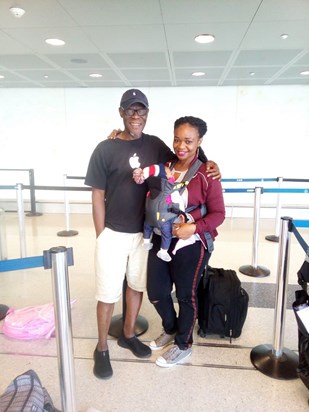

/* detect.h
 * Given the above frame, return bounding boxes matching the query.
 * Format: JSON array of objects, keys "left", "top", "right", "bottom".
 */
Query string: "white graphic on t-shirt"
[{"left": 129, "top": 153, "right": 140, "bottom": 169}]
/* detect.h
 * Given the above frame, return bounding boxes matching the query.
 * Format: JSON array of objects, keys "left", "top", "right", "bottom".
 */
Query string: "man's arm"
[
  {"left": 106, "top": 129, "right": 221, "bottom": 179},
  {"left": 198, "top": 147, "right": 221, "bottom": 180},
  {"left": 92, "top": 188, "right": 106, "bottom": 237},
  {"left": 206, "top": 160, "right": 221, "bottom": 180}
]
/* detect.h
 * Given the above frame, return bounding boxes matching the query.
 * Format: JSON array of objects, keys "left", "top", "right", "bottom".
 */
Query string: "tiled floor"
[{"left": 0, "top": 212, "right": 309, "bottom": 412}]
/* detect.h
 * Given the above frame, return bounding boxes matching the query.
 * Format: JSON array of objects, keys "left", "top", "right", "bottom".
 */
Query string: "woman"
[{"left": 146, "top": 116, "right": 225, "bottom": 367}]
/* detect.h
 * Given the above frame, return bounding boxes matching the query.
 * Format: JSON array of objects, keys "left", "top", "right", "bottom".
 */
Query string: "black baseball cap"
[{"left": 120, "top": 89, "right": 149, "bottom": 110}]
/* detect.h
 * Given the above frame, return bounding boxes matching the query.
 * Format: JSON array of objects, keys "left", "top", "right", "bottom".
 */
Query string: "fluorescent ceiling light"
[
  {"left": 0, "top": 75, "right": 5, "bottom": 79},
  {"left": 300, "top": 70, "right": 309, "bottom": 76},
  {"left": 89, "top": 73, "right": 102, "bottom": 78},
  {"left": 194, "top": 34, "right": 215, "bottom": 44},
  {"left": 45, "top": 38, "right": 65, "bottom": 46},
  {"left": 192, "top": 71, "right": 205, "bottom": 77}
]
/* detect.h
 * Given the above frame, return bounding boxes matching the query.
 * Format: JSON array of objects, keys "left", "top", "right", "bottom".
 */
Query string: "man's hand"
[{"left": 206, "top": 160, "right": 221, "bottom": 180}]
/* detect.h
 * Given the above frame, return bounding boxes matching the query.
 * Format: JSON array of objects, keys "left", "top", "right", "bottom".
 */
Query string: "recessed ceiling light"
[
  {"left": 249, "top": 72, "right": 255, "bottom": 76},
  {"left": 280, "top": 33, "right": 289, "bottom": 40},
  {"left": 44, "top": 75, "right": 49, "bottom": 79},
  {"left": 89, "top": 73, "right": 102, "bottom": 78},
  {"left": 45, "top": 38, "right": 65, "bottom": 46},
  {"left": 0, "top": 75, "right": 5, "bottom": 79},
  {"left": 300, "top": 70, "right": 309, "bottom": 76},
  {"left": 9, "top": 7, "right": 26, "bottom": 18},
  {"left": 192, "top": 71, "right": 205, "bottom": 77},
  {"left": 194, "top": 34, "right": 215, "bottom": 44}
]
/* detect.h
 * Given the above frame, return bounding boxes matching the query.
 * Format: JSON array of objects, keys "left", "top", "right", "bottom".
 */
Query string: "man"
[{"left": 85, "top": 89, "right": 220, "bottom": 380}]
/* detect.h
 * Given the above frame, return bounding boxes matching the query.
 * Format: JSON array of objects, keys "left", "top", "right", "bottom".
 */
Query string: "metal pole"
[
  {"left": 0, "top": 208, "right": 8, "bottom": 260},
  {"left": 239, "top": 187, "right": 270, "bottom": 277},
  {"left": 251, "top": 186, "right": 262, "bottom": 268},
  {"left": 26, "top": 168, "right": 42, "bottom": 216},
  {"left": 265, "top": 176, "right": 282, "bottom": 242},
  {"left": 272, "top": 216, "right": 291, "bottom": 356},
  {"left": 274, "top": 178, "right": 283, "bottom": 238},
  {"left": 57, "top": 174, "right": 78, "bottom": 237},
  {"left": 64, "top": 174, "right": 70, "bottom": 232},
  {"left": 16, "top": 183, "right": 26, "bottom": 258},
  {"left": 250, "top": 216, "right": 298, "bottom": 379},
  {"left": 109, "top": 277, "right": 149, "bottom": 337},
  {"left": 50, "top": 246, "right": 77, "bottom": 412}
]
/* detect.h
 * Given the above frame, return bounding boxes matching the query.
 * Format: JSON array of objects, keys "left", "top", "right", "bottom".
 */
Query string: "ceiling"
[{"left": 0, "top": 0, "right": 309, "bottom": 88}]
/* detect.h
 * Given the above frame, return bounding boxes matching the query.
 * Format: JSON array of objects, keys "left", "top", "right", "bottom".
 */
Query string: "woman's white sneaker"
[
  {"left": 149, "top": 331, "right": 175, "bottom": 351},
  {"left": 155, "top": 345, "right": 192, "bottom": 367}
]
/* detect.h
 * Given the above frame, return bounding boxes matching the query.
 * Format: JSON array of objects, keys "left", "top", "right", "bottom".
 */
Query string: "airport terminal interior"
[
  {"left": 1, "top": 1, "right": 309, "bottom": 411},
  {"left": 0, "top": 211, "right": 308, "bottom": 411}
]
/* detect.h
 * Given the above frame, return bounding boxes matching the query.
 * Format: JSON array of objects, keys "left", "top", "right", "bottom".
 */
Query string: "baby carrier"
[{"left": 144, "top": 159, "right": 203, "bottom": 229}]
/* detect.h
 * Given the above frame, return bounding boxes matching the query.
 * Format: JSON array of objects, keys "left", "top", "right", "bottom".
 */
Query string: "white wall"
[{"left": 0, "top": 85, "right": 308, "bottom": 215}]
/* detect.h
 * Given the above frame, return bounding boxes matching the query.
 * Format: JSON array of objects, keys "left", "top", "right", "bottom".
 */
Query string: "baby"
[{"left": 133, "top": 164, "right": 196, "bottom": 262}]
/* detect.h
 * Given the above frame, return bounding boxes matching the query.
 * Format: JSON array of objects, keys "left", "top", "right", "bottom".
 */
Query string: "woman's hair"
[{"left": 174, "top": 116, "right": 207, "bottom": 138}]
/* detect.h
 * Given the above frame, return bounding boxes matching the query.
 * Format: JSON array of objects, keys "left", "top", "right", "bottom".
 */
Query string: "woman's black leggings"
[{"left": 147, "top": 233, "right": 210, "bottom": 349}]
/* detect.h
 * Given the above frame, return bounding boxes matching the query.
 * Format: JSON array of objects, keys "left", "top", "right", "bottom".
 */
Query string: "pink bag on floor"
[
  {"left": 1, "top": 301, "right": 75, "bottom": 340},
  {"left": 2, "top": 303, "right": 56, "bottom": 340}
]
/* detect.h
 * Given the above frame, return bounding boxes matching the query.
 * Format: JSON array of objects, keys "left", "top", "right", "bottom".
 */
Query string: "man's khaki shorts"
[{"left": 95, "top": 228, "right": 148, "bottom": 303}]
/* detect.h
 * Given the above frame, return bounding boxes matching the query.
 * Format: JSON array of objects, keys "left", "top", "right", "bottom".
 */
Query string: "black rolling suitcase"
[
  {"left": 197, "top": 266, "right": 249, "bottom": 342},
  {"left": 293, "top": 260, "right": 309, "bottom": 392}
]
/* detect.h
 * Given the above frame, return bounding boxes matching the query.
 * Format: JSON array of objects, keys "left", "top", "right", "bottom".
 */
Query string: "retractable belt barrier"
[
  {"left": 250, "top": 217, "right": 309, "bottom": 380},
  {"left": 224, "top": 186, "right": 309, "bottom": 278},
  {"left": 0, "top": 169, "right": 41, "bottom": 216},
  {"left": 224, "top": 187, "right": 270, "bottom": 277},
  {"left": 0, "top": 208, "right": 7, "bottom": 260},
  {"left": 57, "top": 175, "right": 79, "bottom": 237},
  {"left": 222, "top": 178, "right": 277, "bottom": 183},
  {"left": 0, "top": 247, "right": 77, "bottom": 412}
]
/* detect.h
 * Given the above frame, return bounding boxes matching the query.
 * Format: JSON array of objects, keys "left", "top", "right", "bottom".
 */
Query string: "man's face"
[{"left": 119, "top": 103, "right": 148, "bottom": 138}]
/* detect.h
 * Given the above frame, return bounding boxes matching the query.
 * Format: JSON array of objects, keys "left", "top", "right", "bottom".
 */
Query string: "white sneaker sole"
[
  {"left": 149, "top": 340, "right": 173, "bottom": 351},
  {"left": 155, "top": 349, "right": 192, "bottom": 368}
]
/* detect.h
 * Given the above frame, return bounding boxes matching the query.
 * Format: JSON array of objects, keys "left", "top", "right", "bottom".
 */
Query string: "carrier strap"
[{"left": 170, "top": 159, "right": 203, "bottom": 195}]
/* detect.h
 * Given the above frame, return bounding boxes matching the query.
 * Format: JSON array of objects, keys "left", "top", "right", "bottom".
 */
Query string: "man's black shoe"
[
  {"left": 93, "top": 348, "right": 113, "bottom": 380},
  {"left": 117, "top": 333, "right": 151, "bottom": 358}
]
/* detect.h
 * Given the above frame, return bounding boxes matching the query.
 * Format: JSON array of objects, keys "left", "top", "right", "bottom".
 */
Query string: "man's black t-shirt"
[{"left": 85, "top": 133, "right": 174, "bottom": 233}]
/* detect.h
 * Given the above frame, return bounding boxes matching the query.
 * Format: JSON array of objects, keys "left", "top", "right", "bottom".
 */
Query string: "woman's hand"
[
  {"left": 172, "top": 214, "right": 196, "bottom": 239},
  {"left": 206, "top": 160, "right": 221, "bottom": 180},
  {"left": 107, "top": 129, "right": 122, "bottom": 139}
]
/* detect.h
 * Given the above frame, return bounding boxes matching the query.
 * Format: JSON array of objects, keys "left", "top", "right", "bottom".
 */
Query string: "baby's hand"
[
  {"left": 165, "top": 166, "right": 173, "bottom": 179},
  {"left": 133, "top": 168, "right": 145, "bottom": 184}
]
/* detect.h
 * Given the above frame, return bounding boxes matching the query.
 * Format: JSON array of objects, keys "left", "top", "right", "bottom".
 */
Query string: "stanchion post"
[
  {"left": 57, "top": 174, "right": 78, "bottom": 237},
  {"left": 49, "top": 246, "right": 77, "bottom": 412},
  {"left": 272, "top": 215, "right": 290, "bottom": 355},
  {"left": 26, "top": 169, "right": 42, "bottom": 217},
  {"left": 265, "top": 176, "right": 283, "bottom": 242},
  {"left": 16, "top": 183, "right": 27, "bottom": 258},
  {"left": 239, "top": 187, "right": 270, "bottom": 277},
  {"left": 250, "top": 216, "right": 298, "bottom": 379},
  {"left": 108, "top": 277, "right": 149, "bottom": 338},
  {"left": 251, "top": 186, "right": 261, "bottom": 268},
  {"left": 0, "top": 208, "right": 8, "bottom": 260}
]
